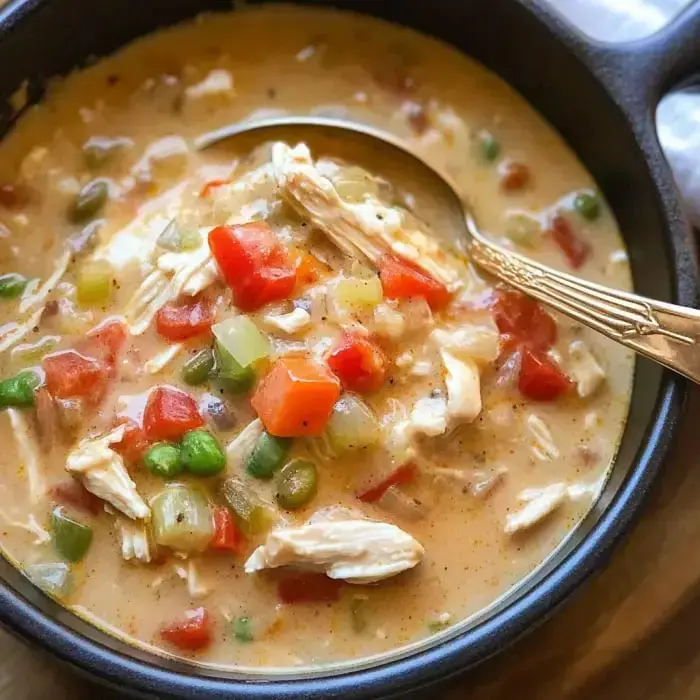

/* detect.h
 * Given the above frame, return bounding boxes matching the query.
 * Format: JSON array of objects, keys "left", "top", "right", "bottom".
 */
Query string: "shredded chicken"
[
  {"left": 372, "top": 303, "right": 406, "bottom": 339},
  {"left": 66, "top": 426, "right": 150, "bottom": 519},
  {"left": 504, "top": 483, "right": 567, "bottom": 534},
  {"left": 271, "top": 142, "right": 462, "bottom": 290},
  {"left": 441, "top": 350, "right": 482, "bottom": 423},
  {"left": 144, "top": 343, "right": 184, "bottom": 374},
  {"left": 226, "top": 419, "right": 264, "bottom": 469},
  {"left": 245, "top": 507, "right": 424, "bottom": 583},
  {"left": 526, "top": 414, "right": 559, "bottom": 461},
  {"left": 174, "top": 560, "right": 210, "bottom": 598},
  {"left": 8, "top": 408, "right": 45, "bottom": 503},
  {"left": 119, "top": 519, "right": 154, "bottom": 563},
  {"left": 408, "top": 396, "right": 449, "bottom": 437},
  {"left": 184, "top": 69, "right": 235, "bottom": 102},
  {"left": 567, "top": 339, "right": 606, "bottom": 398},
  {"left": 0, "top": 502, "right": 50, "bottom": 545},
  {"left": 263, "top": 307, "right": 312, "bottom": 335}
]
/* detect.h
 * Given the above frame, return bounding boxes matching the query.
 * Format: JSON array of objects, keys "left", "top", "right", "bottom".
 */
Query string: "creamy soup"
[{"left": 0, "top": 5, "right": 633, "bottom": 669}]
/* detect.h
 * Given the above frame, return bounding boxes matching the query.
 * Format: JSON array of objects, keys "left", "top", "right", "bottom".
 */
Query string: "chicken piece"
[
  {"left": 441, "top": 350, "right": 482, "bottom": 423},
  {"left": 8, "top": 408, "right": 45, "bottom": 503},
  {"left": 431, "top": 323, "right": 500, "bottom": 365},
  {"left": 271, "top": 142, "right": 462, "bottom": 290},
  {"left": 174, "top": 560, "right": 211, "bottom": 598},
  {"left": 245, "top": 506, "right": 424, "bottom": 583},
  {"left": 66, "top": 426, "right": 150, "bottom": 520},
  {"left": 184, "top": 69, "right": 235, "bottom": 103},
  {"left": 119, "top": 519, "right": 155, "bottom": 563},
  {"left": 226, "top": 418, "right": 264, "bottom": 469},
  {"left": 526, "top": 414, "right": 559, "bottom": 462},
  {"left": 263, "top": 308, "right": 312, "bottom": 335},
  {"left": 567, "top": 339, "right": 606, "bottom": 398},
  {"left": 504, "top": 483, "right": 567, "bottom": 535},
  {"left": 144, "top": 343, "right": 184, "bottom": 374},
  {"left": 372, "top": 303, "right": 406, "bottom": 339},
  {"left": 408, "top": 396, "right": 449, "bottom": 437}
]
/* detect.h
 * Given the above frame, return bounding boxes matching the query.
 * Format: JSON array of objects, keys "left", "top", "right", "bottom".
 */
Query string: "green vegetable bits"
[
  {"left": 143, "top": 442, "right": 184, "bottom": 478},
  {"left": 232, "top": 616, "right": 254, "bottom": 643},
  {"left": 0, "top": 370, "right": 40, "bottom": 408},
  {"left": 51, "top": 508, "right": 93, "bottom": 562},
  {"left": 573, "top": 191, "right": 601, "bottom": 221},
  {"left": 181, "top": 430, "right": 226, "bottom": 476},
  {"left": 181, "top": 348, "right": 215, "bottom": 386},
  {"left": 275, "top": 459, "right": 318, "bottom": 510},
  {"left": 247, "top": 431, "right": 292, "bottom": 479},
  {"left": 70, "top": 179, "right": 109, "bottom": 223},
  {"left": 0, "top": 273, "right": 28, "bottom": 299}
]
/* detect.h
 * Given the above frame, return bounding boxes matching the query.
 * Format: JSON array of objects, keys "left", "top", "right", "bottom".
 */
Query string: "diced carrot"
[
  {"left": 293, "top": 250, "right": 328, "bottom": 287},
  {"left": 518, "top": 347, "right": 572, "bottom": 401},
  {"left": 160, "top": 607, "right": 211, "bottom": 651},
  {"left": 251, "top": 357, "right": 340, "bottom": 437},
  {"left": 549, "top": 214, "right": 590, "bottom": 269},
  {"left": 155, "top": 294, "right": 215, "bottom": 342},
  {"left": 379, "top": 254, "right": 451, "bottom": 310},
  {"left": 143, "top": 386, "right": 204, "bottom": 441},
  {"left": 277, "top": 573, "right": 343, "bottom": 604},
  {"left": 327, "top": 332, "right": 387, "bottom": 393},
  {"left": 209, "top": 506, "right": 246, "bottom": 554},
  {"left": 357, "top": 463, "right": 417, "bottom": 503},
  {"left": 499, "top": 161, "right": 531, "bottom": 192},
  {"left": 111, "top": 417, "right": 149, "bottom": 463}
]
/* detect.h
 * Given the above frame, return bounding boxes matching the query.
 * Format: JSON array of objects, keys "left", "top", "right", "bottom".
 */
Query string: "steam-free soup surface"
[{"left": 0, "top": 5, "right": 632, "bottom": 669}]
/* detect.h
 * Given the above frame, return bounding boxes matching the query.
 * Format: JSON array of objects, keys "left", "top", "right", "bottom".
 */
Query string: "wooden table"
[{"left": 2, "top": 389, "right": 700, "bottom": 699}]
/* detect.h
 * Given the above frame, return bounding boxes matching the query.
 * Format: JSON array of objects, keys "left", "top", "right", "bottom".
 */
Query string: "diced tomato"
[
  {"left": 143, "top": 386, "right": 204, "bottom": 441},
  {"left": 78, "top": 318, "right": 128, "bottom": 374},
  {"left": 549, "top": 214, "right": 590, "bottom": 269},
  {"left": 518, "top": 347, "right": 572, "bottom": 401},
  {"left": 327, "top": 333, "right": 387, "bottom": 393},
  {"left": 199, "top": 179, "right": 228, "bottom": 198},
  {"left": 209, "top": 506, "right": 246, "bottom": 554},
  {"left": 50, "top": 479, "right": 101, "bottom": 516},
  {"left": 160, "top": 607, "right": 212, "bottom": 651},
  {"left": 111, "top": 417, "right": 149, "bottom": 463},
  {"left": 155, "top": 294, "right": 215, "bottom": 342},
  {"left": 357, "top": 463, "right": 417, "bottom": 503},
  {"left": 379, "top": 254, "right": 451, "bottom": 310},
  {"left": 251, "top": 357, "right": 341, "bottom": 437},
  {"left": 277, "top": 573, "right": 343, "bottom": 604},
  {"left": 43, "top": 350, "right": 107, "bottom": 401},
  {"left": 293, "top": 250, "right": 328, "bottom": 287},
  {"left": 208, "top": 223, "right": 296, "bottom": 311},
  {"left": 492, "top": 290, "right": 556, "bottom": 353}
]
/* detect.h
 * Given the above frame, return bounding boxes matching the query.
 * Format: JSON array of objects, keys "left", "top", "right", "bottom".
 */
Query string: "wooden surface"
[{"left": 1, "top": 388, "right": 699, "bottom": 699}]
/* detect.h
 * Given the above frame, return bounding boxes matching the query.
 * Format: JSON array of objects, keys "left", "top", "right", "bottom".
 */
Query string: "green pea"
[
  {"left": 143, "top": 442, "right": 184, "bottom": 478},
  {"left": 181, "top": 430, "right": 226, "bottom": 476},
  {"left": 232, "top": 616, "right": 254, "bottom": 643},
  {"left": 573, "top": 192, "right": 601, "bottom": 221},
  {"left": 182, "top": 348, "right": 215, "bottom": 386},
  {"left": 275, "top": 459, "right": 318, "bottom": 510},
  {"left": 0, "top": 370, "right": 40, "bottom": 408},
  {"left": 214, "top": 340, "right": 254, "bottom": 394},
  {"left": 0, "top": 273, "right": 28, "bottom": 299},
  {"left": 477, "top": 131, "right": 500, "bottom": 163},
  {"left": 246, "top": 432, "right": 292, "bottom": 480},
  {"left": 69, "top": 180, "right": 109, "bottom": 223},
  {"left": 51, "top": 508, "right": 93, "bottom": 562}
]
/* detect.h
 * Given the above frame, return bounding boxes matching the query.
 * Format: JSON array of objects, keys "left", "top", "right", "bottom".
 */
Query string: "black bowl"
[{"left": 0, "top": 1, "right": 697, "bottom": 697}]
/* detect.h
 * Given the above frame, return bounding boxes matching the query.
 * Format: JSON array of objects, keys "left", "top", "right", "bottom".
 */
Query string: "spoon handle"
[{"left": 467, "top": 231, "right": 700, "bottom": 383}]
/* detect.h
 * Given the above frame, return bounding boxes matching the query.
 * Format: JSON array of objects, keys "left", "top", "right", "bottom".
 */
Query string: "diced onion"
[
  {"left": 212, "top": 316, "right": 271, "bottom": 368},
  {"left": 334, "top": 276, "right": 383, "bottom": 311},
  {"left": 326, "top": 394, "right": 381, "bottom": 452}
]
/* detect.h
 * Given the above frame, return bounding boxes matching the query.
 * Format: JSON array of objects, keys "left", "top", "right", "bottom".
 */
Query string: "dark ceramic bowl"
[{"left": 0, "top": 1, "right": 697, "bottom": 697}]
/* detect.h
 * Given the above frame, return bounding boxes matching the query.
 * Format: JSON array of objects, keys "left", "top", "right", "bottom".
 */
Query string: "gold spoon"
[{"left": 196, "top": 115, "right": 700, "bottom": 384}]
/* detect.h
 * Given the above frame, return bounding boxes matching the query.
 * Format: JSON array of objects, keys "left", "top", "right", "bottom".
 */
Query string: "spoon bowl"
[{"left": 197, "top": 115, "right": 700, "bottom": 384}]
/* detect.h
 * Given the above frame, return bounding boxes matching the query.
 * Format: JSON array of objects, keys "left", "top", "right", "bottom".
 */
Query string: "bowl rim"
[{"left": 0, "top": 0, "right": 693, "bottom": 697}]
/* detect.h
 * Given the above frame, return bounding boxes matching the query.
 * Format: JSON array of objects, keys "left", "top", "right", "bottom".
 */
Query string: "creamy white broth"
[{"left": 0, "top": 5, "right": 632, "bottom": 668}]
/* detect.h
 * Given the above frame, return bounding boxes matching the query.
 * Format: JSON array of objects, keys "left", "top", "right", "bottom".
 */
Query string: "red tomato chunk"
[
  {"left": 160, "top": 607, "right": 212, "bottom": 651},
  {"left": 210, "top": 506, "right": 246, "bottom": 554},
  {"left": 492, "top": 290, "right": 556, "bottom": 352},
  {"left": 519, "top": 347, "right": 572, "bottom": 401},
  {"left": 208, "top": 222, "right": 296, "bottom": 311},
  {"left": 251, "top": 358, "right": 340, "bottom": 437},
  {"left": 327, "top": 333, "right": 387, "bottom": 394},
  {"left": 111, "top": 417, "right": 150, "bottom": 463},
  {"left": 379, "top": 254, "right": 450, "bottom": 310},
  {"left": 155, "top": 294, "right": 215, "bottom": 342},
  {"left": 277, "top": 573, "right": 343, "bottom": 604},
  {"left": 143, "top": 386, "right": 204, "bottom": 441},
  {"left": 549, "top": 214, "right": 590, "bottom": 269},
  {"left": 358, "top": 463, "right": 417, "bottom": 503}
]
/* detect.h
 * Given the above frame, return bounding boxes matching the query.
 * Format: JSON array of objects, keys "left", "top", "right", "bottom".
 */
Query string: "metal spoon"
[{"left": 197, "top": 115, "right": 700, "bottom": 383}]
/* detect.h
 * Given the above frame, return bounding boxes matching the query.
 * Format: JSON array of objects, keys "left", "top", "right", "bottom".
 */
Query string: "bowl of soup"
[{"left": 0, "top": 0, "right": 691, "bottom": 697}]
